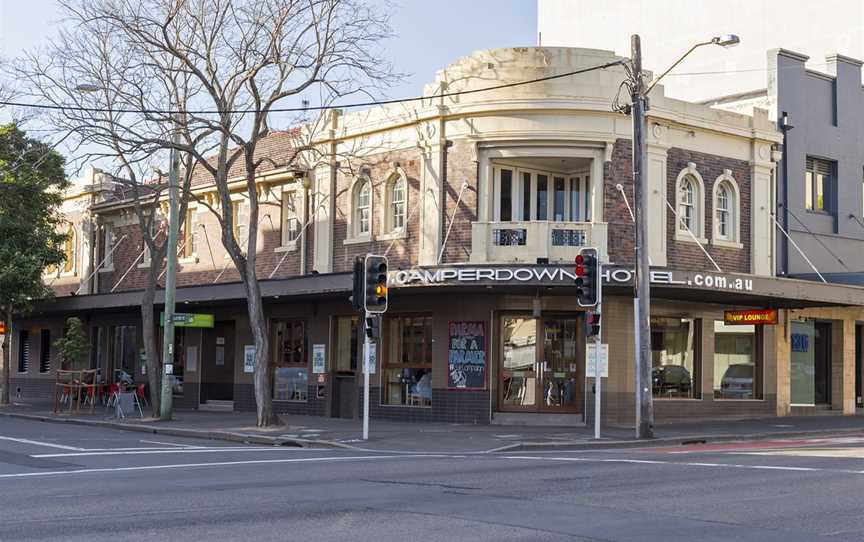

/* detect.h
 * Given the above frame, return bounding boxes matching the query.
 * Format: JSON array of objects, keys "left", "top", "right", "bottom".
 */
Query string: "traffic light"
[
  {"left": 575, "top": 247, "right": 600, "bottom": 307},
  {"left": 350, "top": 257, "right": 364, "bottom": 312},
  {"left": 365, "top": 315, "right": 380, "bottom": 340},
  {"left": 586, "top": 311, "right": 601, "bottom": 337},
  {"left": 364, "top": 254, "right": 388, "bottom": 313}
]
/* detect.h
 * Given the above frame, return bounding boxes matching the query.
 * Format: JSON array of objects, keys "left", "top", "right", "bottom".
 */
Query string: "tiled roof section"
[{"left": 190, "top": 129, "right": 302, "bottom": 187}]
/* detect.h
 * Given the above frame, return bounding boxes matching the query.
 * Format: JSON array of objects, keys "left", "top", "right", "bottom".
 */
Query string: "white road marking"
[
  {"left": 139, "top": 440, "right": 203, "bottom": 449},
  {"left": 0, "top": 436, "right": 85, "bottom": 451},
  {"left": 0, "top": 454, "right": 446, "bottom": 480},
  {"left": 504, "top": 455, "right": 832, "bottom": 473},
  {"left": 744, "top": 447, "right": 864, "bottom": 459},
  {"left": 32, "top": 446, "right": 304, "bottom": 458}
]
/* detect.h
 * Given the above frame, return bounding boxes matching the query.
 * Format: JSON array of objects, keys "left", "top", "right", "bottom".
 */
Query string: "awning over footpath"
[{"left": 28, "top": 264, "right": 864, "bottom": 316}]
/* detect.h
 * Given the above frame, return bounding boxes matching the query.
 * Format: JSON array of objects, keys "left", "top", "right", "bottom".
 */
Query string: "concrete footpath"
[{"left": 3, "top": 399, "right": 864, "bottom": 453}]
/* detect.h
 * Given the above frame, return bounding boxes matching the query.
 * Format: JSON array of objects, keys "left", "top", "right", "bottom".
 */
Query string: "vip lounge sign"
[
  {"left": 724, "top": 309, "right": 778, "bottom": 325},
  {"left": 389, "top": 266, "right": 755, "bottom": 293}
]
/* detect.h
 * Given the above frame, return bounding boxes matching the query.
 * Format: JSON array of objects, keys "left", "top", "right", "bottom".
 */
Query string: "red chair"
[
  {"left": 106, "top": 383, "right": 120, "bottom": 407},
  {"left": 136, "top": 384, "right": 149, "bottom": 407}
]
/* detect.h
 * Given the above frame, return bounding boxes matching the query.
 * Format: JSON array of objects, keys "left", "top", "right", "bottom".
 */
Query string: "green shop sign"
[{"left": 159, "top": 312, "right": 215, "bottom": 328}]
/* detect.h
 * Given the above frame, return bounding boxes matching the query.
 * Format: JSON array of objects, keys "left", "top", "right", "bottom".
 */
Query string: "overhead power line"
[{"left": 0, "top": 60, "right": 625, "bottom": 116}]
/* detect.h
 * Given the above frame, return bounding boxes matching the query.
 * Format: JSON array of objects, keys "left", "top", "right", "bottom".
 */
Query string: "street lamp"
[{"left": 627, "top": 34, "right": 740, "bottom": 439}]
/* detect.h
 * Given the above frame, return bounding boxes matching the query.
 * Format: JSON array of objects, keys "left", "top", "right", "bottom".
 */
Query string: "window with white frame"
[
  {"left": 388, "top": 175, "right": 406, "bottom": 231},
  {"left": 232, "top": 199, "right": 249, "bottom": 242},
  {"left": 712, "top": 174, "right": 740, "bottom": 244},
  {"left": 675, "top": 168, "right": 705, "bottom": 239},
  {"left": 493, "top": 165, "right": 592, "bottom": 222},
  {"left": 62, "top": 225, "right": 76, "bottom": 274},
  {"left": 354, "top": 179, "right": 371, "bottom": 236},
  {"left": 281, "top": 191, "right": 300, "bottom": 245},
  {"left": 101, "top": 223, "right": 115, "bottom": 269},
  {"left": 181, "top": 208, "right": 198, "bottom": 258}
]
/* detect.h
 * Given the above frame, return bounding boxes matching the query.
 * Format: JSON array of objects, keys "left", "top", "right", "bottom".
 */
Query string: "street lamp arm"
[{"left": 643, "top": 40, "right": 715, "bottom": 96}]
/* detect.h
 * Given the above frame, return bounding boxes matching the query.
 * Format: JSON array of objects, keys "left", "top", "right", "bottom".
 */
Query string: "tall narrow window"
[
  {"left": 554, "top": 177, "right": 566, "bottom": 221},
  {"left": 536, "top": 175, "right": 548, "bottom": 220},
  {"left": 355, "top": 180, "right": 371, "bottom": 235},
  {"left": 499, "top": 169, "right": 512, "bottom": 222},
  {"left": 272, "top": 319, "right": 307, "bottom": 401},
  {"left": 18, "top": 330, "right": 30, "bottom": 373},
  {"left": 679, "top": 178, "right": 694, "bottom": 231},
  {"left": 281, "top": 191, "right": 300, "bottom": 245},
  {"left": 805, "top": 157, "right": 835, "bottom": 213},
  {"left": 182, "top": 210, "right": 198, "bottom": 257},
  {"left": 521, "top": 172, "right": 531, "bottom": 221},
  {"left": 62, "top": 226, "right": 76, "bottom": 274},
  {"left": 232, "top": 200, "right": 249, "bottom": 242},
  {"left": 389, "top": 176, "right": 406, "bottom": 231},
  {"left": 570, "top": 176, "right": 582, "bottom": 221},
  {"left": 716, "top": 184, "right": 729, "bottom": 238},
  {"left": 101, "top": 224, "right": 115, "bottom": 268},
  {"left": 39, "top": 329, "right": 51, "bottom": 373},
  {"left": 583, "top": 175, "right": 591, "bottom": 221}
]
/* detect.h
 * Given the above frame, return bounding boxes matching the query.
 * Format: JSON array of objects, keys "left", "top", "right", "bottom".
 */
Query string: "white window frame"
[
  {"left": 492, "top": 163, "right": 593, "bottom": 223},
  {"left": 674, "top": 164, "right": 706, "bottom": 243},
  {"left": 179, "top": 205, "right": 200, "bottom": 264},
  {"left": 712, "top": 170, "right": 742, "bottom": 248},
  {"left": 344, "top": 176, "right": 373, "bottom": 245},
  {"left": 280, "top": 189, "right": 301, "bottom": 248}
]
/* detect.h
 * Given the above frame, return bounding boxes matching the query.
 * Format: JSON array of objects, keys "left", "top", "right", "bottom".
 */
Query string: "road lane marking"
[
  {"left": 0, "top": 454, "right": 447, "bottom": 479},
  {"left": 0, "top": 436, "right": 85, "bottom": 451},
  {"left": 504, "top": 455, "right": 829, "bottom": 473},
  {"left": 139, "top": 440, "right": 203, "bottom": 449},
  {"left": 32, "top": 447, "right": 310, "bottom": 458}
]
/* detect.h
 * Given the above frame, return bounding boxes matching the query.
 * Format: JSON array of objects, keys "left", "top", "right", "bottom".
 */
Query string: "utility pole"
[
  {"left": 631, "top": 34, "right": 654, "bottom": 439},
  {"left": 159, "top": 131, "right": 180, "bottom": 421}
]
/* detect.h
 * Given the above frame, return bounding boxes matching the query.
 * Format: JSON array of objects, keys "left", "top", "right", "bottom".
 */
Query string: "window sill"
[
  {"left": 652, "top": 397, "right": 703, "bottom": 401},
  {"left": 377, "top": 229, "right": 407, "bottom": 241},
  {"left": 712, "top": 398, "right": 764, "bottom": 402},
  {"left": 379, "top": 403, "right": 432, "bottom": 409},
  {"left": 98, "top": 267, "right": 115, "bottom": 273},
  {"left": 343, "top": 235, "right": 373, "bottom": 246},
  {"left": 274, "top": 242, "right": 298, "bottom": 253},
  {"left": 711, "top": 239, "right": 743, "bottom": 249},
  {"left": 178, "top": 255, "right": 199, "bottom": 265},
  {"left": 674, "top": 233, "right": 708, "bottom": 245},
  {"left": 805, "top": 209, "right": 833, "bottom": 216},
  {"left": 58, "top": 271, "right": 77, "bottom": 278},
  {"left": 137, "top": 262, "right": 151, "bottom": 269},
  {"left": 273, "top": 399, "right": 308, "bottom": 403}
]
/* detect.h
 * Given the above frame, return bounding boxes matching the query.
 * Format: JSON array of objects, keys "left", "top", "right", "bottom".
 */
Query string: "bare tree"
[{"left": 20, "top": 0, "right": 396, "bottom": 426}]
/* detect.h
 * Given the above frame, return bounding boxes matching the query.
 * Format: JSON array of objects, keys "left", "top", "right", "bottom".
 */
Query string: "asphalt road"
[{"left": 3, "top": 417, "right": 864, "bottom": 541}]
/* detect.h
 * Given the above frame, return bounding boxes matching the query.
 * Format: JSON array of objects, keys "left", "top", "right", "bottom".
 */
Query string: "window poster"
[{"left": 447, "top": 321, "right": 487, "bottom": 390}]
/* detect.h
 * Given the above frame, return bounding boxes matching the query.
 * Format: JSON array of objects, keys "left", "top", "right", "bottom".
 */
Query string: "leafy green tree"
[
  {"left": 53, "top": 317, "right": 89, "bottom": 371},
  {"left": 0, "top": 123, "right": 67, "bottom": 404}
]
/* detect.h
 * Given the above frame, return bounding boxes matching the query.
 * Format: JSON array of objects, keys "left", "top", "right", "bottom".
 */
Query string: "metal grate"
[
  {"left": 551, "top": 229, "right": 586, "bottom": 247},
  {"left": 493, "top": 228, "right": 527, "bottom": 246}
]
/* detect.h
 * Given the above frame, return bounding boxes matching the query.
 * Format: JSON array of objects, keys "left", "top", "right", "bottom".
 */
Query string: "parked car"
[
  {"left": 719, "top": 364, "right": 754, "bottom": 399},
  {"left": 652, "top": 365, "right": 692, "bottom": 397}
]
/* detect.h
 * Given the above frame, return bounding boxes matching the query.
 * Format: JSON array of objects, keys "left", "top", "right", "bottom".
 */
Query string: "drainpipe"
[
  {"left": 300, "top": 172, "right": 310, "bottom": 275},
  {"left": 780, "top": 111, "right": 793, "bottom": 276}
]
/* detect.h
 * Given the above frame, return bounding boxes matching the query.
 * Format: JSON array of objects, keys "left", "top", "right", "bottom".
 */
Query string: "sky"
[{"left": 0, "top": 0, "right": 538, "bottom": 102}]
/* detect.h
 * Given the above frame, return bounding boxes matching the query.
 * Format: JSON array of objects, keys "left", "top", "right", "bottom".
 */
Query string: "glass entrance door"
[
  {"left": 540, "top": 317, "right": 580, "bottom": 411},
  {"left": 500, "top": 315, "right": 582, "bottom": 413}
]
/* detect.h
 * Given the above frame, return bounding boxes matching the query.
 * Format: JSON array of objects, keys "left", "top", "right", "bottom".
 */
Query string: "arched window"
[
  {"left": 674, "top": 165, "right": 705, "bottom": 241},
  {"left": 679, "top": 177, "right": 695, "bottom": 232},
  {"left": 716, "top": 184, "right": 730, "bottom": 238},
  {"left": 355, "top": 179, "right": 371, "bottom": 236},
  {"left": 387, "top": 175, "right": 406, "bottom": 231},
  {"left": 62, "top": 225, "right": 76, "bottom": 274},
  {"left": 712, "top": 172, "right": 740, "bottom": 245}
]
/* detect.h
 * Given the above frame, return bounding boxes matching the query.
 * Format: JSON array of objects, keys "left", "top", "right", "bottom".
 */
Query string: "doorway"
[
  {"left": 814, "top": 321, "right": 832, "bottom": 405},
  {"left": 200, "top": 321, "right": 235, "bottom": 403},
  {"left": 331, "top": 315, "right": 359, "bottom": 419},
  {"left": 499, "top": 314, "right": 583, "bottom": 414}
]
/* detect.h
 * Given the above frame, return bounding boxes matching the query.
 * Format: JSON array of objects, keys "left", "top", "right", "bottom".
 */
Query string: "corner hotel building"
[{"left": 11, "top": 47, "right": 864, "bottom": 426}]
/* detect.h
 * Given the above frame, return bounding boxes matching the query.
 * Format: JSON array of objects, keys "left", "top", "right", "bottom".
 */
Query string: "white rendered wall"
[{"left": 538, "top": 0, "right": 864, "bottom": 101}]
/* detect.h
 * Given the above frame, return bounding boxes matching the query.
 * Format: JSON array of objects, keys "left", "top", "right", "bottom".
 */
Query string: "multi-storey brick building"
[{"left": 11, "top": 47, "right": 864, "bottom": 425}]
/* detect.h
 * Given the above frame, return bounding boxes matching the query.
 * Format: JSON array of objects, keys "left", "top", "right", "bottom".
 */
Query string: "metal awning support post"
[
  {"left": 771, "top": 213, "right": 827, "bottom": 283},
  {"left": 663, "top": 199, "right": 722, "bottom": 272},
  {"left": 74, "top": 234, "right": 129, "bottom": 295}
]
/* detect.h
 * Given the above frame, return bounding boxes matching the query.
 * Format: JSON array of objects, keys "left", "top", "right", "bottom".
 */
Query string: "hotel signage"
[
  {"left": 389, "top": 266, "right": 754, "bottom": 293},
  {"left": 724, "top": 309, "right": 777, "bottom": 325}
]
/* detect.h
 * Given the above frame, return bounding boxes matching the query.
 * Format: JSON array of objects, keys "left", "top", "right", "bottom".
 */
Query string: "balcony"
[{"left": 470, "top": 221, "right": 608, "bottom": 264}]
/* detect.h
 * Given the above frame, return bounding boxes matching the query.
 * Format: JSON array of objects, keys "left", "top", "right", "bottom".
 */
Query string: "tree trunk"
[
  {"left": 141, "top": 270, "right": 161, "bottom": 417},
  {"left": 0, "top": 307, "right": 10, "bottom": 405},
  {"left": 245, "top": 273, "right": 274, "bottom": 427}
]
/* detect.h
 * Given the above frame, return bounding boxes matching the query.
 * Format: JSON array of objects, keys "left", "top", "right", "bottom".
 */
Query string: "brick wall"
[
  {"left": 666, "top": 148, "right": 751, "bottom": 273},
  {"left": 440, "top": 140, "right": 478, "bottom": 264},
  {"left": 332, "top": 150, "right": 422, "bottom": 273},
  {"left": 605, "top": 139, "right": 637, "bottom": 266}
]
